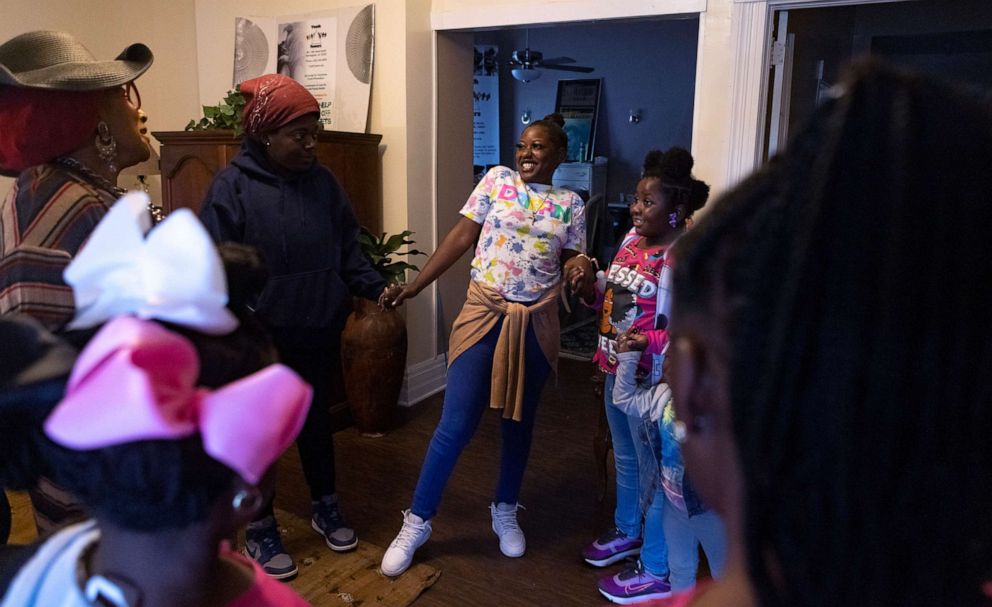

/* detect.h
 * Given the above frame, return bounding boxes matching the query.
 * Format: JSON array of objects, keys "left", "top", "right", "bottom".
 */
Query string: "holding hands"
[
  {"left": 379, "top": 283, "right": 419, "bottom": 309},
  {"left": 616, "top": 328, "right": 649, "bottom": 353},
  {"left": 563, "top": 254, "right": 597, "bottom": 301}
]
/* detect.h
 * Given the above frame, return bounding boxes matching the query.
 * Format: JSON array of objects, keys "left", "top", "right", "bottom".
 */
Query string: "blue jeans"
[
  {"left": 662, "top": 499, "right": 727, "bottom": 591},
  {"left": 411, "top": 320, "right": 551, "bottom": 520},
  {"left": 604, "top": 374, "right": 669, "bottom": 575}
]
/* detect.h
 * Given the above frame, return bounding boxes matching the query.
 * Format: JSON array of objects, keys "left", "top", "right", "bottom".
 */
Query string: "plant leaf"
[
  {"left": 382, "top": 261, "right": 420, "bottom": 273},
  {"left": 384, "top": 233, "right": 409, "bottom": 252}
]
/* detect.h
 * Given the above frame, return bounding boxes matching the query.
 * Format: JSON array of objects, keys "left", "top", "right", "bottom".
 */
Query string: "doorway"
[
  {"left": 764, "top": 0, "right": 992, "bottom": 159},
  {"left": 433, "top": 12, "right": 702, "bottom": 348}
]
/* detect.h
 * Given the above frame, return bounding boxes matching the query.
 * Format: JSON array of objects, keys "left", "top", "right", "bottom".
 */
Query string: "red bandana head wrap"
[
  {"left": 0, "top": 86, "right": 102, "bottom": 174},
  {"left": 239, "top": 74, "right": 319, "bottom": 137}
]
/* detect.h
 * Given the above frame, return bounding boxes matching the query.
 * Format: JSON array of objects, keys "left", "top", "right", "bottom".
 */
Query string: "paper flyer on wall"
[
  {"left": 233, "top": 4, "right": 374, "bottom": 133},
  {"left": 473, "top": 45, "right": 500, "bottom": 167}
]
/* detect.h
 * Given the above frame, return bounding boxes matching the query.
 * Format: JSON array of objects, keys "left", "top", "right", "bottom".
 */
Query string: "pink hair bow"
[{"left": 44, "top": 317, "right": 312, "bottom": 484}]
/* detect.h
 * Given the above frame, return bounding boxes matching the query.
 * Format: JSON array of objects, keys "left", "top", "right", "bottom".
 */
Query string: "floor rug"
[
  {"left": 560, "top": 317, "right": 599, "bottom": 361},
  {"left": 276, "top": 509, "right": 441, "bottom": 606}
]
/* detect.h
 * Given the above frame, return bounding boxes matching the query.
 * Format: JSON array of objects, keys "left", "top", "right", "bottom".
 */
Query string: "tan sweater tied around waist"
[{"left": 447, "top": 280, "right": 560, "bottom": 422}]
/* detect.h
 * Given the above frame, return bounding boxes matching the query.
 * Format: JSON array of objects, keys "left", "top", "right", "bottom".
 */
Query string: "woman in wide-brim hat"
[
  {"left": 0, "top": 30, "right": 154, "bottom": 539},
  {"left": 0, "top": 30, "right": 155, "bottom": 332}
]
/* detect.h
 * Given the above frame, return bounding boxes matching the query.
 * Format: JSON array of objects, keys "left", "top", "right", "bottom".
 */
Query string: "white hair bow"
[{"left": 64, "top": 192, "right": 239, "bottom": 335}]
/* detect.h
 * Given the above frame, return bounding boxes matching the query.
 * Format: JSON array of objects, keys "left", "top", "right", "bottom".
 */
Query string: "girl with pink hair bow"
[{"left": 0, "top": 316, "right": 314, "bottom": 607}]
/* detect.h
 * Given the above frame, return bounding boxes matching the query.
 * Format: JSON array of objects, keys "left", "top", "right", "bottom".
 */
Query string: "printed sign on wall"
[
  {"left": 234, "top": 5, "right": 374, "bottom": 133},
  {"left": 473, "top": 45, "right": 500, "bottom": 167}
]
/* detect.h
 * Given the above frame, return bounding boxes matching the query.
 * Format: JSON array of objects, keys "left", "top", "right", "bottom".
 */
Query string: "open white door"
[{"left": 766, "top": 10, "right": 796, "bottom": 159}]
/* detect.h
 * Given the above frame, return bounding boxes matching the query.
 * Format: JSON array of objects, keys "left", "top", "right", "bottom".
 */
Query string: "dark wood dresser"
[{"left": 153, "top": 130, "right": 383, "bottom": 232}]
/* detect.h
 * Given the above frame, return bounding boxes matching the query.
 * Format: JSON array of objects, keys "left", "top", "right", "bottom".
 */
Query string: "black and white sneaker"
[
  {"left": 311, "top": 496, "right": 358, "bottom": 551},
  {"left": 244, "top": 516, "right": 298, "bottom": 580}
]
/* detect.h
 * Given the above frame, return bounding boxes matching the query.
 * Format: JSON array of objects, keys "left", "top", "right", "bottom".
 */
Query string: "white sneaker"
[
  {"left": 380, "top": 510, "right": 432, "bottom": 576},
  {"left": 490, "top": 502, "right": 526, "bottom": 557}
]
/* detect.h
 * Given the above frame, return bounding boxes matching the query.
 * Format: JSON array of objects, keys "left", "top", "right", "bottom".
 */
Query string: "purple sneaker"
[
  {"left": 582, "top": 527, "right": 642, "bottom": 567},
  {"left": 597, "top": 560, "right": 672, "bottom": 604}
]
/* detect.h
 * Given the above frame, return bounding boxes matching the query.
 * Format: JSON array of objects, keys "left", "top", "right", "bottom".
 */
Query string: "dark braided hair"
[
  {"left": 642, "top": 147, "right": 710, "bottom": 218},
  {"left": 527, "top": 112, "right": 568, "bottom": 155},
  {"left": 674, "top": 60, "right": 992, "bottom": 607}
]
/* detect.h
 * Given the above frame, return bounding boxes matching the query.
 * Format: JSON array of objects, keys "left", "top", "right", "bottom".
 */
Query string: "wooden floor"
[{"left": 276, "top": 357, "right": 620, "bottom": 606}]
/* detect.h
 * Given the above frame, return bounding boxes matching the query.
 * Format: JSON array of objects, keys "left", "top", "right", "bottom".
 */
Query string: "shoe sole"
[
  {"left": 311, "top": 519, "right": 359, "bottom": 552},
  {"left": 583, "top": 546, "right": 642, "bottom": 567},
  {"left": 492, "top": 525, "right": 525, "bottom": 557},
  {"left": 242, "top": 547, "right": 299, "bottom": 580},
  {"left": 380, "top": 563, "right": 410, "bottom": 577},
  {"left": 381, "top": 524, "right": 432, "bottom": 577},
  {"left": 597, "top": 588, "right": 673, "bottom": 605}
]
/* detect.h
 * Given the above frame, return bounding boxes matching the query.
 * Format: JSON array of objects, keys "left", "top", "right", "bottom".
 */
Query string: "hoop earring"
[
  {"left": 231, "top": 488, "right": 262, "bottom": 513},
  {"left": 95, "top": 121, "right": 118, "bottom": 174}
]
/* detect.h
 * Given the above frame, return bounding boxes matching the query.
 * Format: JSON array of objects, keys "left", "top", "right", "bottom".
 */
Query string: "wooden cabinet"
[{"left": 153, "top": 130, "right": 383, "bottom": 232}]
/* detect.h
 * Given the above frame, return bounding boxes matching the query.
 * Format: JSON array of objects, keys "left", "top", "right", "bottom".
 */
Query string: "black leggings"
[{"left": 255, "top": 343, "right": 338, "bottom": 521}]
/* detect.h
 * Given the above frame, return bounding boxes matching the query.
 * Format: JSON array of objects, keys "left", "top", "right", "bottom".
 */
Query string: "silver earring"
[
  {"left": 95, "top": 121, "right": 118, "bottom": 173},
  {"left": 668, "top": 212, "right": 678, "bottom": 228},
  {"left": 673, "top": 420, "right": 688, "bottom": 444},
  {"left": 264, "top": 139, "right": 271, "bottom": 147},
  {"left": 232, "top": 489, "right": 260, "bottom": 512}
]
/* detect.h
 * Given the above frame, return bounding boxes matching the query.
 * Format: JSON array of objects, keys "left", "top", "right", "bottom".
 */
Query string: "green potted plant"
[
  {"left": 340, "top": 229, "right": 424, "bottom": 436},
  {"left": 185, "top": 88, "right": 246, "bottom": 135}
]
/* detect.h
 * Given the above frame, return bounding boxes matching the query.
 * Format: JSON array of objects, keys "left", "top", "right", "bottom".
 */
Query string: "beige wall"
[
  {"left": 690, "top": 0, "right": 736, "bottom": 203},
  {"left": 1, "top": 0, "right": 201, "bottom": 202}
]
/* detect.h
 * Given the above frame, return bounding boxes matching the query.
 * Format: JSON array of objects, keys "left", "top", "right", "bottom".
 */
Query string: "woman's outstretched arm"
[{"left": 382, "top": 216, "right": 482, "bottom": 308}]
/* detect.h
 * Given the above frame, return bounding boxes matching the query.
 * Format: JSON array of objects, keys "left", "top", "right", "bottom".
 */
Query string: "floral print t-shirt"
[{"left": 461, "top": 166, "right": 586, "bottom": 302}]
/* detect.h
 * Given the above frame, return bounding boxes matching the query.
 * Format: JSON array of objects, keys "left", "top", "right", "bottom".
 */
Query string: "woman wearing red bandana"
[{"left": 199, "top": 74, "right": 400, "bottom": 580}]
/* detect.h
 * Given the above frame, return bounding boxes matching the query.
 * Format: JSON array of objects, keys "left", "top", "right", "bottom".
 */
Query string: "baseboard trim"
[{"left": 399, "top": 354, "right": 448, "bottom": 407}]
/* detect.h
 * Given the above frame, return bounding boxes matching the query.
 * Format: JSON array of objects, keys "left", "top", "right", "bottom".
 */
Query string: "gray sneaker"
[
  {"left": 245, "top": 516, "right": 298, "bottom": 580},
  {"left": 311, "top": 497, "right": 358, "bottom": 551}
]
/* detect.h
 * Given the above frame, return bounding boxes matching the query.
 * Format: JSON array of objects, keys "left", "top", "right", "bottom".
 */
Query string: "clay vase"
[{"left": 340, "top": 297, "right": 407, "bottom": 436}]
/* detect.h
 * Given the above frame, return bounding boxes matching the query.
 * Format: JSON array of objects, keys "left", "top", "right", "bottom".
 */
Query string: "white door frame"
[
  {"left": 431, "top": 0, "right": 708, "bottom": 31},
  {"left": 726, "top": 0, "right": 913, "bottom": 186}
]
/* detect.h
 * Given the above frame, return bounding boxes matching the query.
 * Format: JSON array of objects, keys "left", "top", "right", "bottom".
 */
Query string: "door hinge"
[{"left": 770, "top": 40, "right": 786, "bottom": 67}]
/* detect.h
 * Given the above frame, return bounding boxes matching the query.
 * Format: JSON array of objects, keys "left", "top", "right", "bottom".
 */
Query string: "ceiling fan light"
[{"left": 511, "top": 67, "right": 541, "bottom": 83}]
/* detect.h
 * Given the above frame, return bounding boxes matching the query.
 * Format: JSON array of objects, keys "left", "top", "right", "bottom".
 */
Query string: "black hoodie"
[{"left": 199, "top": 138, "right": 386, "bottom": 346}]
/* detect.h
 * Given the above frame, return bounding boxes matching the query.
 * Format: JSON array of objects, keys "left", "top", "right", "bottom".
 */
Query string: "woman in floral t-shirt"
[{"left": 379, "top": 114, "right": 593, "bottom": 576}]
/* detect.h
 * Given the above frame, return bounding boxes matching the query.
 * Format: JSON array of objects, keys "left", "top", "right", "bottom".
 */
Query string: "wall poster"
[
  {"left": 473, "top": 45, "right": 500, "bottom": 168},
  {"left": 233, "top": 5, "right": 374, "bottom": 133}
]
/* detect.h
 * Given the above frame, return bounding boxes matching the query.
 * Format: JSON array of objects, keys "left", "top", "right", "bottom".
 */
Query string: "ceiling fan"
[{"left": 507, "top": 32, "right": 594, "bottom": 83}]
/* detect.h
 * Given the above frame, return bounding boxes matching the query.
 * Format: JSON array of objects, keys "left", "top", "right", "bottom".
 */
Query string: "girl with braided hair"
[
  {"left": 666, "top": 60, "right": 992, "bottom": 607},
  {"left": 569, "top": 148, "right": 710, "bottom": 603}
]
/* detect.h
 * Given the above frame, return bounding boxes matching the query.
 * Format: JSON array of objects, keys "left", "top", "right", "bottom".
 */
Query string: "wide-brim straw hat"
[{"left": 0, "top": 30, "right": 153, "bottom": 91}]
